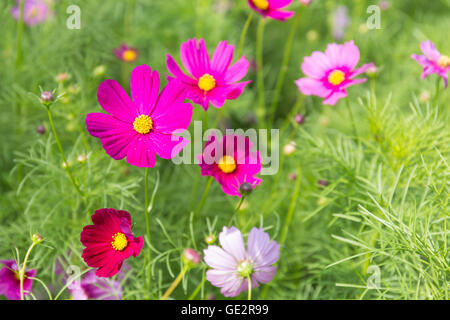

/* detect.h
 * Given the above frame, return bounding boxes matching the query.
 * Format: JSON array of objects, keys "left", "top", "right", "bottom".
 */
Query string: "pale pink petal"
[{"left": 219, "top": 226, "right": 246, "bottom": 261}]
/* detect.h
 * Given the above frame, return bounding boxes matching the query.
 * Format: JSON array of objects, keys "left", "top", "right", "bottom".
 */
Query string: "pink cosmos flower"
[
  {"left": 0, "top": 260, "right": 36, "bottom": 300},
  {"left": 411, "top": 40, "right": 450, "bottom": 88},
  {"left": 204, "top": 226, "right": 280, "bottom": 297},
  {"left": 114, "top": 44, "right": 139, "bottom": 63},
  {"left": 166, "top": 38, "right": 250, "bottom": 111},
  {"left": 247, "top": 0, "right": 294, "bottom": 21},
  {"left": 295, "top": 40, "right": 374, "bottom": 105},
  {"left": 198, "top": 133, "right": 262, "bottom": 197},
  {"left": 69, "top": 270, "right": 122, "bottom": 300},
  {"left": 86, "top": 64, "right": 193, "bottom": 168},
  {"left": 11, "top": 0, "right": 50, "bottom": 26},
  {"left": 80, "top": 208, "right": 143, "bottom": 278}
]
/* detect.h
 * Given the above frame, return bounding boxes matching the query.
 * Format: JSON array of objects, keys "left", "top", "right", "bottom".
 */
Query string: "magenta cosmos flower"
[
  {"left": 80, "top": 208, "right": 143, "bottom": 278},
  {"left": 114, "top": 44, "right": 139, "bottom": 63},
  {"left": 11, "top": 0, "right": 50, "bottom": 26},
  {"left": 166, "top": 38, "right": 250, "bottom": 111},
  {"left": 198, "top": 133, "right": 262, "bottom": 197},
  {"left": 411, "top": 40, "right": 450, "bottom": 88},
  {"left": 247, "top": 0, "right": 294, "bottom": 21},
  {"left": 0, "top": 260, "right": 36, "bottom": 300},
  {"left": 204, "top": 226, "right": 280, "bottom": 297},
  {"left": 86, "top": 65, "right": 193, "bottom": 168},
  {"left": 295, "top": 40, "right": 374, "bottom": 106},
  {"left": 69, "top": 270, "right": 122, "bottom": 300}
]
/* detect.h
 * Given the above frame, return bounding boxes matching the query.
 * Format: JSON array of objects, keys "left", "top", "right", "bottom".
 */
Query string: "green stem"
[
  {"left": 433, "top": 77, "right": 441, "bottom": 107},
  {"left": 47, "top": 108, "right": 84, "bottom": 197},
  {"left": 345, "top": 99, "right": 358, "bottom": 138},
  {"left": 256, "top": 18, "right": 266, "bottom": 123},
  {"left": 144, "top": 167, "right": 152, "bottom": 292},
  {"left": 188, "top": 272, "right": 206, "bottom": 300},
  {"left": 279, "top": 166, "right": 302, "bottom": 245},
  {"left": 15, "top": 0, "right": 25, "bottom": 68},
  {"left": 20, "top": 242, "right": 38, "bottom": 300},
  {"left": 228, "top": 196, "right": 245, "bottom": 227},
  {"left": 247, "top": 276, "right": 252, "bottom": 300},
  {"left": 268, "top": 7, "right": 304, "bottom": 125},
  {"left": 193, "top": 177, "right": 213, "bottom": 220},
  {"left": 237, "top": 12, "right": 254, "bottom": 58},
  {"left": 161, "top": 265, "right": 189, "bottom": 300}
]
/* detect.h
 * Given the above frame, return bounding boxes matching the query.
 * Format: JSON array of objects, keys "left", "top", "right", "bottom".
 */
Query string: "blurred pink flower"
[
  {"left": 114, "top": 44, "right": 139, "bottom": 63},
  {"left": 69, "top": 270, "right": 123, "bottom": 300},
  {"left": 198, "top": 133, "right": 262, "bottom": 197},
  {"left": 86, "top": 65, "right": 193, "bottom": 168},
  {"left": 166, "top": 38, "right": 250, "bottom": 111},
  {"left": 204, "top": 226, "right": 280, "bottom": 297},
  {"left": 11, "top": 0, "right": 50, "bottom": 26},
  {"left": 247, "top": 0, "right": 294, "bottom": 21},
  {"left": 411, "top": 40, "right": 449, "bottom": 87},
  {"left": 0, "top": 260, "right": 36, "bottom": 300},
  {"left": 295, "top": 40, "right": 374, "bottom": 105}
]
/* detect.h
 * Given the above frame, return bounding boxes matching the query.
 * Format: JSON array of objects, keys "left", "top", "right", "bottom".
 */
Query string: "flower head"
[
  {"left": 11, "top": 0, "right": 50, "bottom": 26},
  {"left": 114, "top": 44, "right": 139, "bottom": 63},
  {"left": 80, "top": 208, "right": 143, "bottom": 278},
  {"left": 198, "top": 133, "right": 262, "bottom": 197},
  {"left": 295, "top": 40, "right": 374, "bottom": 105},
  {"left": 86, "top": 65, "right": 193, "bottom": 168},
  {"left": 411, "top": 40, "right": 450, "bottom": 88},
  {"left": 247, "top": 0, "right": 294, "bottom": 21},
  {"left": 0, "top": 260, "right": 36, "bottom": 300},
  {"left": 69, "top": 270, "right": 123, "bottom": 300},
  {"left": 166, "top": 38, "right": 250, "bottom": 111},
  {"left": 204, "top": 226, "right": 280, "bottom": 297}
]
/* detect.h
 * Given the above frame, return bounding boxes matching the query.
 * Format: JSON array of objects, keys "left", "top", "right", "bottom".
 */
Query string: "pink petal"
[
  {"left": 211, "top": 41, "right": 234, "bottom": 75},
  {"left": 130, "top": 65, "right": 160, "bottom": 115},
  {"left": 126, "top": 135, "right": 157, "bottom": 168},
  {"left": 97, "top": 80, "right": 137, "bottom": 122},
  {"left": 224, "top": 55, "right": 250, "bottom": 83},
  {"left": 218, "top": 226, "right": 246, "bottom": 261}
]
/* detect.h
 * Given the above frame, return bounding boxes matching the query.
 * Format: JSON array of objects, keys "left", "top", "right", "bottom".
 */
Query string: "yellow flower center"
[
  {"left": 133, "top": 115, "right": 153, "bottom": 134},
  {"left": 123, "top": 49, "right": 137, "bottom": 62},
  {"left": 218, "top": 155, "right": 236, "bottom": 174},
  {"left": 437, "top": 55, "right": 450, "bottom": 68},
  {"left": 328, "top": 70, "right": 346, "bottom": 86},
  {"left": 252, "top": 0, "right": 269, "bottom": 10},
  {"left": 111, "top": 233, "right": 128, "bottom": 251},
  {"left": 198, "top": 74, "right": 216, "bottom": 92}
]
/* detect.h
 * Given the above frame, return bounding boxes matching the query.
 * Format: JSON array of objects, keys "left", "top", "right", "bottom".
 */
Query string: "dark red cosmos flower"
[{"left": 80, "top": 209, "right": 143, "bottom": 278}]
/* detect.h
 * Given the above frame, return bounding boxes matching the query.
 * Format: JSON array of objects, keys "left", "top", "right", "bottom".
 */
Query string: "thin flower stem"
[
  {"left": 193, "top": 176, "right": 214, "bottom": 220},
  {"left": 433, "top": 77, "right": 441, "bottom": 107},
  {"left": 268, "top": 7, "right": 304, "bottom": 125},
  {"left": 144, "top": 167, "right": 152, "bottom": 292},
  {"left": 161, "top": 265, "right": 189, "bottom": 300},
  {"left": 15, "top": 0, "right": 25, "bottom": 68},
  {"left": 228, "top": 196, "right": 245, "bottom": 227},
  {"left": 279, "top": 165, "right": 301, "bottom": 245},
  {"left": 237, "top": 12, "right": 254, "bottom": 58},
  {"left": 247, "top": 276, "right": 252, "bottom": 300},
  {"left": 256, "top": 18, "right": 266, "bottom": 123},
  {"left": 188, "top": 271, "right": 206, "bottom": 300},
  {"left": 47, "top": 108, "right": 84, "bottom": 197},
  {"left": 19, "top": 242, "right": 38, "bottom": 300},
  {"left": 345, "top": 99, "right": 358, "bottom": 139}
]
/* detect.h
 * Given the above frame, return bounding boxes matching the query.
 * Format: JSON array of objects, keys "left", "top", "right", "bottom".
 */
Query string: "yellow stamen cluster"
[
  {"left": 437, "top": 55, "right": 450, "bottom": 68},
  {"left": 252, "top": 0, "right": 269, "bottom": 10},
  {"left": 133, "top": 115, "right": 153, "bottom": 134},
  {"left": 123, "top": 49, "right": 137, "bottom": 62},
  {"left": 198, "top": 74, "right": 216, "bottom": 92},
  {"left": 218, "top": 155, "right": 236, "bottom": 174},
  {"left": 111, "top": 233, "right": 128, "bottom": 251},
  {"left": 328, "top": 70, "right": 346, "bottom": 86}
]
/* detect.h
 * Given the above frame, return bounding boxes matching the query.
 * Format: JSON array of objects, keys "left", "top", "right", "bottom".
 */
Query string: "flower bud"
[
  {"left": 288, "top": 173, "right": 297, "bottom": 181},
  {"left": 294, "top": 114, "right": 305, "bottom": 125},
  {"left": 56, "top": 73, "right": 70, "bottom": 83},
  {"left": 182, "top": 248, "right": 201, "bottom": 267},
  {"left": 366, "top": 65, "right": 379, "bottom": 77},
  {"left": 239, "top": 182, "right": 253, "bottom": 196},
  {"left": 419, "top": 90, "right": 430, "bottom": 103},
  {"left": 77, "top": 154, "right": 87, "bottom": 163},
  {"left": 93, "top": 65, "right": 106, "bottom": 78},
  {"left": 283, "top": 141, "right": 296, "bottom": 156},
  {"left": 318, "top": 179, "right": 329, "bottom": 187},
  {"left": 205, "top": 235, "right": 216, "bottom": 245},
  {"left": 36, "top": 125, "right": 46, "bottom": 135},
  {"left": 40, "top": 91, "right": 54, "bottom": 105},
  {"left": 32, "top": 233, "right": 43, "bottom": 244}
]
